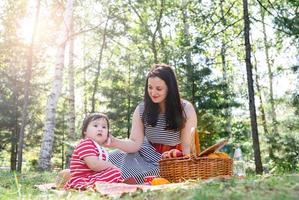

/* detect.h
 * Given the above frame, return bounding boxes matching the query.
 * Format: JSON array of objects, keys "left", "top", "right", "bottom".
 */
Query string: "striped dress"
[
  {"left": 109, "top": 102, "right": 182, "bottom": 184},
  {"left": 65, "top": 138, "right": 122, "bottom": 190}
]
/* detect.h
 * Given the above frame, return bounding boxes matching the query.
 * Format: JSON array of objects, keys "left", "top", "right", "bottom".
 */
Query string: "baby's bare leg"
[{"left": 55, "top": 169, "right": 71, "bottom": 188}]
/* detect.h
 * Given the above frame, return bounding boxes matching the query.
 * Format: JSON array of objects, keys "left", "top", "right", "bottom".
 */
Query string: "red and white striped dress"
[{"left": 65, "top": 138, "right": 122, "bottom": 190}]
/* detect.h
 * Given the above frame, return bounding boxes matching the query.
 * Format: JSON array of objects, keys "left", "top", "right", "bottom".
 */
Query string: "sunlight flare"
[{"left": 18, "top": 17, "right": 35, "bottom": 44}]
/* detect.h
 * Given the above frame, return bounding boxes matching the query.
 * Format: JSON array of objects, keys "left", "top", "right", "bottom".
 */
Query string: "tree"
[
  {"left": 242, "top": 0, "right": 263, "bottom": 174},
  {"left": 252, "top": 54, "right": 269, "bottom": 136},
  {"left": 273, "top": 0, "right": 299, "bottom": 42},
  {"left": 0, "top": 0, "right": 28, "bottom": 171},
  {"left": 180, "top": 0, "right": 195, "bottom": 104},
  {"left": 65, "top": 15, "right": 75, "bottom": 168},
  {"left": 91, "top": 16, "right": 110, "bottom": 112},
  {"left": 17, "top": 0, "right": 40, "bottom": 172},
  {"left": 260, "top": 2, "right": 278, "bottom": 135},
  {"left": 38, "top": 0, "right": 74, "bottom": 171},
  {"left": 127, "top": 0, "right": 168, "bottom": 63}
]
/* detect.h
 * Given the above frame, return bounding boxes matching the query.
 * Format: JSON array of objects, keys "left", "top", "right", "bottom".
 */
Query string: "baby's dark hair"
[{"left": 81, "top": 113, "right": 110, "bottom": 138}]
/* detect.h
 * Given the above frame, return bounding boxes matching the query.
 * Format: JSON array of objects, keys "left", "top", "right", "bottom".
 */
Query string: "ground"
[{"left": 0, "top": 171, "right": 298, "bottom": 199}]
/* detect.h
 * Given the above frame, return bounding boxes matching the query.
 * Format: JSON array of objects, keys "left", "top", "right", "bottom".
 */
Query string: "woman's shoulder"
[
  {"left": 136, "top": 101, "right": 145, "bottom": 114},
  {"left": 181, "top": 99, "right": 192, "bottom": 108},
  {"left": 181, "top": 99, "right": 196, "bottom": 113}
]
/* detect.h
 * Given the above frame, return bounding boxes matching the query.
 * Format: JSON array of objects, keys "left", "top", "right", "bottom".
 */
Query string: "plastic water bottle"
[{"left": 233, "top": 145, "right": 246, "bottom": 178}]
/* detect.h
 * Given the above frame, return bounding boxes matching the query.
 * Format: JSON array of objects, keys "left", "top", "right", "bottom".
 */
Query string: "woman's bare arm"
[
  {"left": 180, "top": 101, "right": 197, "bottom": 155},
  {"left": 107, "top": 106, "right": 144, "bottom": 153}
]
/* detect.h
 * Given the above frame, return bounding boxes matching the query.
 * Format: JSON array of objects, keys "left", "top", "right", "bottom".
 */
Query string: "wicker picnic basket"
[{"left": 159, "top": 129, "right": 233, "bottom": 182}]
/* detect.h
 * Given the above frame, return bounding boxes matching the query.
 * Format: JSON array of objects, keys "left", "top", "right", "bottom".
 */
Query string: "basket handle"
[{"left": 190, "top": 128, "right": 200, "bottom": 156}]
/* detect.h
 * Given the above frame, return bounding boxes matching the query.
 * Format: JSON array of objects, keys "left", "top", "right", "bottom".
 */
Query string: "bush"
[{"left": 267, "top": 132, "right": 299, "bottom": 173}]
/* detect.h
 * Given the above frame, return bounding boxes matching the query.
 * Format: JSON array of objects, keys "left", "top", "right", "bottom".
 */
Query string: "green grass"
[{"left": 0, "top": 171, "right": 298, "bottom": 200}]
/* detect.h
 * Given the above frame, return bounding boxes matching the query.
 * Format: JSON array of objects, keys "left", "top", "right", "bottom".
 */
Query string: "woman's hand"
[
  {"left": 103, "top": 106, "right": 144, "bottom": 153},
  {"left": 103, "top": 134, "right": 114, "bottom": 148}
]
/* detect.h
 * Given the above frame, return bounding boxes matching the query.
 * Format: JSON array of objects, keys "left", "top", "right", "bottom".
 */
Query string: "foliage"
[
  {"left": 0, "top": 0, "right": 29, "bottom": 170},
  {"left": 185, "top": 65, "right": 239, "bottom": 149},
  {"left": 0, "top": 0, "right": 298, "bottom": 173},
  {"left": 291, "top": 65, "right": 299, "bottom": 115},
  {"left": 273, "top": 0, "right": 299, "bottom": 43},
  {"left": 267, "top": 131, "right": 299, "bottom": 173}
]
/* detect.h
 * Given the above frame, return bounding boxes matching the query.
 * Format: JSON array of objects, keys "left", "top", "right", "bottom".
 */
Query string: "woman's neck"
[{"left": 159, "top": 101, "right": 166, "bottom": 113}]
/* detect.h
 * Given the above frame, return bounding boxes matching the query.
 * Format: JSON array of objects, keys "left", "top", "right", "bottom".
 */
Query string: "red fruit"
[
  {"left": 161, "top": 151, "right": 170, "bottom": 159},
  {"left": 169, "top": 149, "right": 183, "bottom": 158}
]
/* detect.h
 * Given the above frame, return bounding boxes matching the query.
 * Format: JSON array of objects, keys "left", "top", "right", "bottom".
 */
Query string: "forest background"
[{"left": 0, "top": 0, "right": 298, "bottom": 175}]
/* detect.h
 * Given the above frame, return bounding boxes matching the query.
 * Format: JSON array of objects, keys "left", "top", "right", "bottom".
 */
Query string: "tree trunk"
[
  {"left": 10, "top": 79, "right": 19, "bottom": 171},
  {"left": 242, "top": 0, "right": 263, "bottom": 174},
  {"left": 253, "top": 55, "right": 268, "bottom": 135},
  {"left": 61, "top": 122, "right": 65, "bottom": 169},
  {"left": 220, "top": 0, "right": 232, "bottom": 136},
  {"left": 83, "top": 34, "right": 88, "bottom": 114},
  {"left": 158, "top": 27, "right": 167, "bottom": 63},
  {"left": 65, "top": 17, "right": 75, "bottom": 168},
  {"left": 84, "top": 65, "right": 87, "bottom": 114},
  {"left": 17, "top": 0, "right": 40, "bottom": 172},
  {"left": 181, "top": 0, "right": 195, "bottom": 105},
  {"left": 150, "top": 0, "right": 164, "bottom": 64},
  {"left": 127, "top": 57, "right": 131, "bottom": 138},
  {"left": 128, "top": 0, "right": 163, "bottom": 64},
  {"left": 260, "top": 4, "right": 278, "bottom": 135},
  {"left": 91, "top": 17, "right": 109, "bottom": 113},
  {"left": 38, "top": 0, "right": 74, "bottom": 171},
  {"left": 10, "top": 128, "right": 17, "bottom": 171}
]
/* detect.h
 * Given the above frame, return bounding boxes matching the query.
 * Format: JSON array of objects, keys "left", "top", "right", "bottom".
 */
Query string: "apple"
[
  {"left": 169, "top": 149, "right": 183, "bottom": 158},
  {"left": 161, "top": 151, "right": 170, "bottom": 159}
]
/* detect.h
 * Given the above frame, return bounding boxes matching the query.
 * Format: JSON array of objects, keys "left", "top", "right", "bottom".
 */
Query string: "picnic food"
[
  {"left": 207, "top": 153, "right": 219, "bottom": 158},
  {"left": 159, "top": 134, "right": 233, "bottom": 183},
  {"left": 169, "top": 149, "right": 183, "bottom": 158},
  {"left": 161, "top": 151, "right": 170, "bottom": 159},
  {"left": 144, "top": 176, "right": 156, "bottom": 184},
  {"left": 150, "top": 177, "right": 170, "bottom": 185},
  {"left": 207, "top": 152, "right": 230, "bottom": 158},
  {"left": 161, "top": 149, "right": 183, "bottom": 159},
  {"left": 215, "top": 152, "right": 230, "bottom": 158}
]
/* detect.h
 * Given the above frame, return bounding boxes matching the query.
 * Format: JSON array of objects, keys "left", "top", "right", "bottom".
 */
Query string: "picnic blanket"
[
  {"left": 35, "top": 181, "right": 193, "bottom": 197},
  {"left": 35, "top": 175, "right": 232, "bottom": 197}
]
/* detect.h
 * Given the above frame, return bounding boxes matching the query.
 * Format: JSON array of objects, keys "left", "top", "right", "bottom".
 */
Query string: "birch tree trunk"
[
  {"left": 65, "top": 17, "right": 75, "bottom": 168},
  {"left": 242, "top": 0, "right": 263, "bottom": 174},
  {"left": 17, "top": 0, "right": 40, "bottom": 172},
  {"left": 38, "top": 0, "right": 73, "bottom": 171}
]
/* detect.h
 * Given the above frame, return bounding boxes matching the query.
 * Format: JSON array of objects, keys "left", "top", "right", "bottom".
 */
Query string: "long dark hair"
[
  {"left": 142, "top": 64, "right": 186, "bottom": 131},
  {"left": 81, "top": 113, "right": 110, "bottom": 138}
]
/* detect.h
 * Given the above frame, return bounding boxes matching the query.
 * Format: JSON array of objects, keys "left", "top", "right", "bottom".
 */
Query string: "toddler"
[{"left": 64, "top": 113, "right": 123, "bottom": 190}]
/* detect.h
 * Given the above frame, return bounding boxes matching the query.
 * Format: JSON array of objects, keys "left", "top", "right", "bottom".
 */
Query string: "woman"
[{"left": 107, "top": 64, "right": 197, "bottom": 184}]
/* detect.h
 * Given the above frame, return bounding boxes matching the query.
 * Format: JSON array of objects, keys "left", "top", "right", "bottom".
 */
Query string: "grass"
[{"left": 0, "top": 170, "right": 298, "bottom": 200}]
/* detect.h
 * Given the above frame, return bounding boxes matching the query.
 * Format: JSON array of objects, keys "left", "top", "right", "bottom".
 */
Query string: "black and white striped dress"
[{"left": 109, "top": 102, "right": 182, "bottom": 184}]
